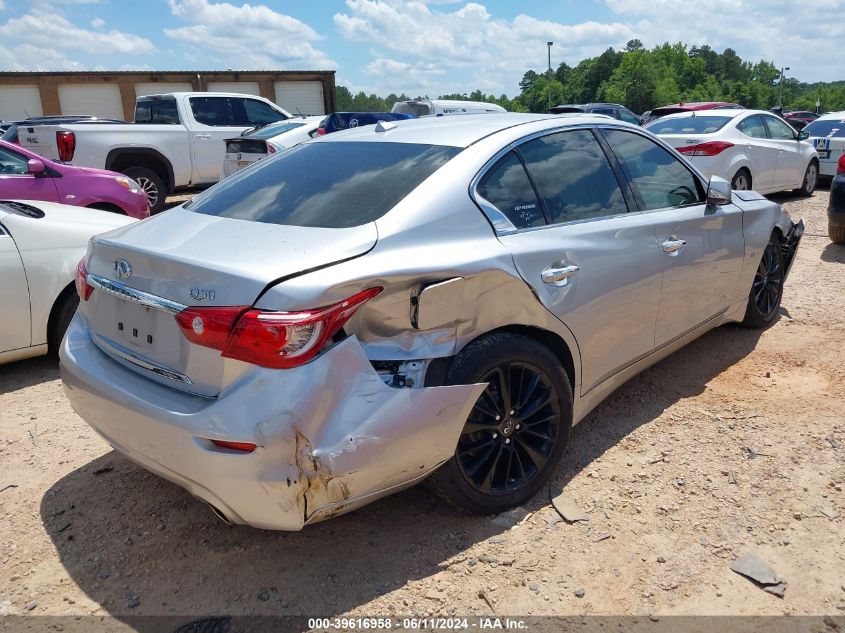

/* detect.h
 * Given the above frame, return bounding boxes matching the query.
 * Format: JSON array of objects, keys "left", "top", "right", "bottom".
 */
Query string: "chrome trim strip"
[
  {"left": 87, "top": 273, "right": 187, "bottom": 315},
  {"left": 93, "top": 334, "right": 194, "bottom": 386}
]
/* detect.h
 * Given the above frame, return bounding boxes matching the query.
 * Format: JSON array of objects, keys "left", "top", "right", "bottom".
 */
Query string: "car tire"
[
  {"left": 794, "top": 160, "right": 818, "bottom": 197},
  {"left": 429, "top": 333, "right": 573, "bottom": 514},
  {"left": 731, "top": 168, "right": 752, "bottom": 191},
  {"left": 48, "top": 289, "right": 79, "bottom": 355},
  {"left": 122, "top": 167, "right": 166, "bottom": 213},
  {"left": 829, "top": 223, "right": 845, "bottom": 244},
  {"left": 740, "top": 233, "right": 784, "bottom": 329}
]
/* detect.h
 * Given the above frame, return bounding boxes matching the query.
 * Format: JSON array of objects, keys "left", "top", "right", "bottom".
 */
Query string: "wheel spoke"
[
  {"left": 520, "top": 428, "right": 553, "bottom": 441},
  {"left": 461, "top": 420, "right": 498, "bottom": 435},
  {"left": 459, "top": 437, "right": 495, "bottom": 457},
  {"left": 494, "top": 366, "right": 512, "bottom": 413},
  {"left": 518, "top": 440, "right": 547, "bottom": 471},
  {"left": 515, "top": 372, "right": 541, "bottom": 411},
  {"left": 479, "top": 444, "right": 505, "bottom": 493},
  {"left": 520, "top": 389, "right": 551, "bottom": 421},
  {"left": 464, "top": 441, "right": 498, "bottom": 479}
]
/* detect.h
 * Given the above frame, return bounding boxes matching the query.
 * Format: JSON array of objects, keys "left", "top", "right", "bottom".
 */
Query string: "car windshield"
[
  {"left": 804, "top": 119, "right": 845, "bottom": 137},
  {"left": 186, "top": 141, "right": 461, "bottom": 228},
  {"left": 646, "top": 116, "right": 732, "bottom": 134},
  {"left": 248, "top": 121, "right": 306, "bottom": 139},
  {"left": 392, "top": 102, "right": 431, "bottom": 117}
]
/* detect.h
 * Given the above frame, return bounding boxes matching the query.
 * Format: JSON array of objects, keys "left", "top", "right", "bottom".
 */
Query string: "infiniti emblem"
[{"left": 113, "top": 259, "right": 132, "bottom": 279}]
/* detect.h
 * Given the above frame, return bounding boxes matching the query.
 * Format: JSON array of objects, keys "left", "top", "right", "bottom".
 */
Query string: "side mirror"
[
  {"left": 27, "top": 158, "right": 46, "bottom": 174},
  {"left": 706, "top": 175, "right": 732, "bottom": 205},
  {"left": 797, "top": 130, "right": 809, "bottom": 141}
]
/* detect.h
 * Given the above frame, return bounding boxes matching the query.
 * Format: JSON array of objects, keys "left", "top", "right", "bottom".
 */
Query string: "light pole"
[
  {"left": 547, "top": 41, "right": 553, "bottom": 112},
  {"left": 779, "top": 66, "right": 790, "bottom": 109}
]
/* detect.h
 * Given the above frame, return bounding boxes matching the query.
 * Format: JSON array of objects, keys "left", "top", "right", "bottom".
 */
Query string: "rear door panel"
[{"left": 0, "top": 220, "right": 32, "bottom": 351}]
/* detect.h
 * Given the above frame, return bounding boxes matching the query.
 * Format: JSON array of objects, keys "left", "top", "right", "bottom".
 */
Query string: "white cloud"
[
  {"left": 91, "top": 17, "right": 105, "bottom": 28},
  {"left": 164, "top": 0, "right": 335, "bottom": 69}
]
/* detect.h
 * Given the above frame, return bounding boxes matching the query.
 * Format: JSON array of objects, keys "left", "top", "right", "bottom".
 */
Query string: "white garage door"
[
  {"left": 208, "top": 81, "right": 260, "bottom": 96},
  {"left": 135, "top": 82, "right": 193, "bottom": 98},
  {"left": 0, "top": 85, "right": 43, "bottom": 120},
  {"left": 58, "top": 84, "right": 124, "bottom": 119},
  {"left": 274, "top": 81, "right": 324, "bottom": 115}
]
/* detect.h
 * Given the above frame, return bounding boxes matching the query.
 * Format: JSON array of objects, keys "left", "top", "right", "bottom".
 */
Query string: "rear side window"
[
  {"left": 476, "top": 151, "right": 544, "bottom": 229},
  {"left": 519, "top": 129, "right": 628, "bottom": 224},
  {"left": 187, "top": 142, "right": 460, "bottom": 228},
  {"left": 603, "top": 129, "right": 704, "bottom": 210},
  {"left": 135, "top": 98, "right": 180, "bottom": 124},
  {"left": 190, "top": 97, "right": 241, "bottom": 126},
  {"left": 737, "top": 115, "right": 768, "bottom": 139},
  {"left": 649, "top": 116, "right": 732, "bottom": 135}
]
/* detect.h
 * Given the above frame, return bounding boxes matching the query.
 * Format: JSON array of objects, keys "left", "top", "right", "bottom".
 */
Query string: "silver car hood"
[{"left": 87, "top": 207, "right": 378, "bottom": 306}]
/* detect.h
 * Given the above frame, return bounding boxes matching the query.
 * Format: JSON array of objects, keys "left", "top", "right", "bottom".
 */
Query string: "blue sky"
[{"left": 0, "top": 0, "right": 842, "bottom": 97}]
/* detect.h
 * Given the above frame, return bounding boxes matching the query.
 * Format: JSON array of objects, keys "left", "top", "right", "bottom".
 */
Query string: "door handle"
[
  {"left": 661, "top": 238, "right": 687, "bottom": 254},
  {"left": 541, "top": 264, "right": 579, "bottom": 286},
  {"left": 196, "top": 134, "right": 212, "bottom": 139}
]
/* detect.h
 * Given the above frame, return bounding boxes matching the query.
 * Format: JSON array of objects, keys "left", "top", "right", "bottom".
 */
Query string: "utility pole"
[
  {"left": 779, "top": 66, "right": 790, "bottom": 108},
  {"left": 547, "top": 41, "right": 554, "bottom": 112}
]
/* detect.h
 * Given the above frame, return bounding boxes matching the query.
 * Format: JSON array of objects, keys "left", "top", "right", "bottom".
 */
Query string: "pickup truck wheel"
[{"left": 123, "top": 167, "right": 165, "bottom": 213}]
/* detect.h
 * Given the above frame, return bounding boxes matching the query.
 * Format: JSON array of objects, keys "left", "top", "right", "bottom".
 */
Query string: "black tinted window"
[
  {"left": 135, "top": 98, "right": 180, "bottom": 124},
  {"left": 649, "top": 115, "right": 731, "bottom": 135},
  {"left": 737, "top": 115, "right": 768, "bottom": 139},
  {"left": 243, "top": 99, "right": 286, "bottom": 126},
  {"left": 188, "top": 142, "right": 460, "bottom": 228},
  {"left": 190, "top": 97, "right": 241, "bottom": 126},
  {"left": 0, "top": 145, "right": 28, "bottom": 174},
  {"left": 603, "top": 129, "right": 703, "bottom": 210},
  {"left": 477, "top": 151, "right": 544, "bottom": 229},
  {"left": 519, "top": 129, "right": 627, "bottom": 224}
]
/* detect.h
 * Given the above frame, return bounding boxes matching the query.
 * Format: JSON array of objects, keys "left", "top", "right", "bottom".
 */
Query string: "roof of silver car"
[{"left": 314, "top": 112, "right": 616, "bottom": 148}]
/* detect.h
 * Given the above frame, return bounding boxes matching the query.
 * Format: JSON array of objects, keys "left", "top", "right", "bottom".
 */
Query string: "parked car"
[
  {"left": 0, "top": 200, "right": 133, "bottom": 365},
  {"left": 391, "top": 99, "right": 506, "bottom": 116},
  {"left": 549, "top": 103, "right": 641, "bottom": 124},
  {"left": 61, "top": 113, "right": 803, "bottom": 531},
  {"left": 643, "top": 101, "right": 744, "bottom": 125},
  {"left": 782, "top": 110, "right": 819, "bottom": 130},
  {"left": 317, "top": 112, "right": 414, "bottom": 135},
  {"left": 222, "top": 116, "right": 324, "bottom": 178},
  {"left": 646, "top": 109, "right": 818, "bottom": 195},
  {"left": 17, "top": 93, "right": 292, "bottom": 213},
  {"left": 1, "top": 115, "right": 125, "bottom": 145},
  {"left": 803, "top": 111, "right": 845, "bottom": 179},
  {"left": 828, "top": 152, "right": 845, "bottom": 243},
  {"left": 0, "top": 140, "right": 149, "bottom": 218}
]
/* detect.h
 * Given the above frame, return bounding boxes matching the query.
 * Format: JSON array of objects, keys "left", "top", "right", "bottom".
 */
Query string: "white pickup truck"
[{"left": 19, "top": 92, "right": 292, "bottom": 212}]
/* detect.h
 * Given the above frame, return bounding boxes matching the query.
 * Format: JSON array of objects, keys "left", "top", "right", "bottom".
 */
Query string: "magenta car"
[{"left": 0, "top": 140, "right": 149, "bottom": 219}]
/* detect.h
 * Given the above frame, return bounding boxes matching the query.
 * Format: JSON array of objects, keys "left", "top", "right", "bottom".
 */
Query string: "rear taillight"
[
  {"left": 75, "top": 258, "right": 93, "bottom": 301},
  {"left": 316, "top": 127, "right": 326, "bottom": 136},
  {"left": 174, "top": 287, "right": 382, "bottom": 369},
  {"left": 266, "top": 142, "right": 277, "bottom": 154},
  {"left": 56, "top": 130, "right": 76, "bottom": 162},
  {"left": 676, "top": 141, "right": 734, "bottom": 157},
  {"left": 837, "top": 152, "right": 845, "bottom": 175}
]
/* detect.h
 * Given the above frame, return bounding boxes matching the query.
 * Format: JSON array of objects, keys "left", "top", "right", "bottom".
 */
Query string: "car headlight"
[{"left": 115, "top": 176, "right": 142, "bottom": 194}]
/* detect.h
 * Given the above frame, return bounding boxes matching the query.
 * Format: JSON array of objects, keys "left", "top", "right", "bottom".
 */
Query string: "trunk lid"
[{"left": 81, "top": 207, "right": 377, "bottom": 396}]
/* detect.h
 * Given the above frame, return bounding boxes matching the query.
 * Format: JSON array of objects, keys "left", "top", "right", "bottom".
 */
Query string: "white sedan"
[
  {"left": 803, "top": 111, "right": 845, "bottom": 178},
  {"left": 0, "top": 200, "right": 134, "bottom": 364},
  {"left": 222, "top": 116, "right": 324, "bottom": 178},
  {"left": 646, "top": 109, "right": 819, "bottom": 195}
]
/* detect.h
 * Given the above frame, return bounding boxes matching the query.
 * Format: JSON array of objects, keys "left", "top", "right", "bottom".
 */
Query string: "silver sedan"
[{"left": 60, "top": 113, "right": 803, "bottom": 530}]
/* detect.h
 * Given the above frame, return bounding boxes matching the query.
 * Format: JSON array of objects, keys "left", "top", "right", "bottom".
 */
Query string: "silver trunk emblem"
[
  {"left": 113, "top": 259, "right": 132, "bottom": 279},
  {"left": 190, "top": 288, "right": 216, "bottom": 301}
]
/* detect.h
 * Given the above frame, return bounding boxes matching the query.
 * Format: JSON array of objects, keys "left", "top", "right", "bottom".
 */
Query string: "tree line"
[{"left": 336, "top": 41, "right": 845, "bottom": 115}]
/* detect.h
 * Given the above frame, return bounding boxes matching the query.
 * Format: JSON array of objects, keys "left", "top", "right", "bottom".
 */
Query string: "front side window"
[
  {"left": 476, "top": 151, "right": 544, "bottom": 229},
  {"left": 0, "top": 146, "right": 29, "bottom": 174},
  {"left": 602, "top": 128, "right": 703, "bottom": 210},
  {"left": 519, "top": 129, "right": 628, "bottom": 224},
  {"left": 764, "top": 115, "right": 797, "bottom": 140},
  {"left": 187, "top": 142, "right": 460, "bottom": 228},
  {"left": 737, "top": 115, "right": 768, "bottom": 139},
  {"left": 190, "top": 97, "right": 241, "bottom": 126},
  {"left": 243, "top": 99, "right": 287, "bottom": 127}
]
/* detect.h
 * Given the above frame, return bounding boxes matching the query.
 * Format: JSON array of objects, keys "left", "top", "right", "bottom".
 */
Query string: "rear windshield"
[
  {"left": 248, "top": 121, "right": 306, "bottom": 139},
  {"left": 804, "top": 119, "right": 845, "bottom": 137},
  {"left": 392, "top": 102, "right": 431, "bottom": 117},
  {"left": 135, "top": 98, "right": 180, "bottom": 124},
  {"left": 187, "top": 142, "right": 461, "bottom": 228},
  {"left": 646, "top": 115, "right": 732, "bottom": 135}
]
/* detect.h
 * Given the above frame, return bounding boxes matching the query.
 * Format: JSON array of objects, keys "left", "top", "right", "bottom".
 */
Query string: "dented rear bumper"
[{"left": 60, "top": 314, "right": 484, "bottom": 530}]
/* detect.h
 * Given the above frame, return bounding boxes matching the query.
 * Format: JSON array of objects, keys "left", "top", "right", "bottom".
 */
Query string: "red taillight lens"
[
  {"left": 209, "top": 439, "right": 257, "bottom": 453},
  {"left": 676, "top": 141, "right": 734, "bottom": 157},
  {"left": 56, "top": 130, "right": 76, "bottom": 162},
  {"left": 174, "top": 288, "right": 382, "bottom": 369},
  {"left": 266, "top": 142, "right": 277, "bottom": 154},
  {"left": 75, "top": 258, "right": 93, "bottom": 301},
  {"left": 316, "top": 127, "right": 326, "bottom": 136},
  {"left": 837, "top": 152, "right": 845, "bottom": 175}
]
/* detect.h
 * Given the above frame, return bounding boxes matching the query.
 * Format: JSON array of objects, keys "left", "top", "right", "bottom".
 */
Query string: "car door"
[
  {"left": 0, "top": 144, "right": 59, "bottom": 203},
  {"left": 188, "top": 96, "right": 251, "bottom": 181},
  {"left": 482, "top": 128, "right": 664, "bottom": 394},
  {"left": 762, "top": 114, "right": 806, "bottom": 188},
  {"left": 600, "top": 127, "right": 745, "bottom": 347},
  {"left": 0, "top": 216, "right": 32, "bottom": 352},
  {"left": 735, "top": 114, "right": 776, "bottom": 190}
]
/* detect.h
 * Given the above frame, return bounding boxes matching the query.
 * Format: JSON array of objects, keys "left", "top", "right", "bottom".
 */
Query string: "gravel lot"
[{"left": 0, "top": 186, "right": 843, "bottom": 625}]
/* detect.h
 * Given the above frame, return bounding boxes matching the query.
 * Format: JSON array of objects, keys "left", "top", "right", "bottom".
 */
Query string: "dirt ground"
[{"left": 0, "top": 186, "right": 843, "bottom": 626}]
